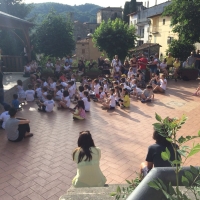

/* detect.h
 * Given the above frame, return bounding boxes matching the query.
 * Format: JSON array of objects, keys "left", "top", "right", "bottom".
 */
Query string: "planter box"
[{"left": 180, "top": 69, "right": 199, "bottom": 80}]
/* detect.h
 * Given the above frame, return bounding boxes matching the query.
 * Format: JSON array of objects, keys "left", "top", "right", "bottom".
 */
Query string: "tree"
[
  {"left": 163, "top": 0, "right": 200, "bottom": 43},
  {"left": 93, "top": 18, "right": 137, "bottom": 61},
  {"left": 0, "top": 0, "right": 32, "bottom": 18},
  {"left": 34, "top": 11, "right": 75, "bottom": 58},
  {"left": 167, "top": 39, "right": 195, "bottom": 61},
  {"left": 129, "top": 0, "right": 137, "bottom": 13},
  {"left": 123, "top": 2, "right": 130, "bottom": 24}
]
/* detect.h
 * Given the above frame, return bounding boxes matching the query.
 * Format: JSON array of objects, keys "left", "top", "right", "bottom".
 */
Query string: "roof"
[
  {"left": 0, "top": 11, "right": 33, "bottom": 26},
  {"left": 76, "top": 39, "right": 89, "bottom": 44},
  {"left": 98, "top": 7, "right": 123, "bottom": 12},
  {"left": 129, "top": 43, "right": 162, "bottom": 52},
  {"left": 127, "top": 12, "right": 137, "bottom": 16}
]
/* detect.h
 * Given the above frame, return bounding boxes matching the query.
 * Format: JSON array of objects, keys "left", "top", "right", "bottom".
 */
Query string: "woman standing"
[{"left": 72, "top": 131, "right": 107, "bottom": 187}]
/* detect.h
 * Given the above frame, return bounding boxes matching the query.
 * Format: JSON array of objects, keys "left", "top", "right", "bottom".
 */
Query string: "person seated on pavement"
[
  {"left": 72, "top": 131, "right": 107, "bottom": 187},
  {"left": 5, "top": 108, "right": 33, "bottom": 142},
  {"left": 140, "top": 85, "right": 154, "bottom": 103},
  {"left": 152, "top": 74, "right": 167, "bottom": 93},
  {"left": 140, "top": 129, "right": 178, "bottom": 179}
]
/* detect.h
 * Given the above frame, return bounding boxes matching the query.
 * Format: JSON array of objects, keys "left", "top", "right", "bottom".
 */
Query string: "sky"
[{"left": 23, "top": 0, "right": 167, "bottom": 8}]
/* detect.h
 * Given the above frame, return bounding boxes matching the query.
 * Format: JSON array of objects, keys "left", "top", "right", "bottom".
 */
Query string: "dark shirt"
[
  {"left": 194, "top": 54, "right": 200, "bottom": 68},
  {"left": 12, "top": 99, "right": 20, "bottom": 109},
  {"left": 88, "top": 62, "right": 95, "bottom": 69},
  {"left": 98, "top": 59, "right": 104, "bottom": 67},
  {"left": 103, "top": 63, "right": 111, "bottom": 70},
  {"left": 78, "top": 63, "right": 85, "bottom": 72},
  {"left": 146, "top": 143, "right": 177, "bottom": 167},
  {"left": 0, "top": 72, "right": 3, "bottom": 89}
]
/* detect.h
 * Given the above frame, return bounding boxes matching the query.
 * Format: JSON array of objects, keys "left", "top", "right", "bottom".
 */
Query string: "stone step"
[{"left": 59, "top": 184, "right": 128, "bottom": 200}]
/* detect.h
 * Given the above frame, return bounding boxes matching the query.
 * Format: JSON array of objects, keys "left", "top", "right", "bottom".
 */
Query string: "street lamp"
[{"left": 148, "top": 34, "right": 152, "bottom": 59}]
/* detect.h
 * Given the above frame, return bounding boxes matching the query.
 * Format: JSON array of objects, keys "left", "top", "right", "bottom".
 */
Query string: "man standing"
[
  {"left": 138, "top": 53, "right": 148, "bottom": 75},
  {"left": 165, "top": 52, "right": 174, "bottom": 70}
]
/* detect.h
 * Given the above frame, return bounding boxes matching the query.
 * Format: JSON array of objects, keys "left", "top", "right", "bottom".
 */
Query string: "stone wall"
[{"left": 97, "top": 9, "right": 122, "bottom": 23}]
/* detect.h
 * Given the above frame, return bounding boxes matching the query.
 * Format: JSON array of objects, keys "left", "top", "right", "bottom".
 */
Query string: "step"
[{"left": 59, "top": 184, "right": 128, "bottom": 200}]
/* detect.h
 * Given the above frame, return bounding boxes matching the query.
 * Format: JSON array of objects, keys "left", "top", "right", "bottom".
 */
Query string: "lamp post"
[{"left": 148, "top": 34, "right": 152, "bottom": 59}]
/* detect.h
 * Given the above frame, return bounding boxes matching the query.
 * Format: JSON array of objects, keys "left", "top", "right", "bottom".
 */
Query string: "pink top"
[{"left": 80, "top": 108, "right": 86, "bottom": 119}]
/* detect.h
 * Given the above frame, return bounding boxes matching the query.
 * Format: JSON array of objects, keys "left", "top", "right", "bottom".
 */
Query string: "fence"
[{"left": 2, "top": 55, "right": 24, "bottom": 72}]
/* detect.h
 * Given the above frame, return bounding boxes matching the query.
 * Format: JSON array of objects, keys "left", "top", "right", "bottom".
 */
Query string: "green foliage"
[
  {"left": 93, "top": 18, "right": 137, "bottom": 61},
  {"left": 27, "top": 3, "right": 102, "bottom": 24},
  {"left": 33, "top": 11, "right": 75, "bottom": 57},
  {"left": 123, "top": 2, "right": 130, "bottom": 24},
  {"left": 163, "top": 0, "right": 200, "bottom": 43},
  {"left": 148, "top": 113, "right": 200, "bottom": 200},
  {"left": 111, "top": 174, "right": 141, "bottom": 200},
  {"left": 167, "top": 39, "right": 196, "bottom": 61}
]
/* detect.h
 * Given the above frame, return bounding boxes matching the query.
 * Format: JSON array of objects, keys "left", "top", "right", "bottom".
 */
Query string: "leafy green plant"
[
  {"left": 148, "top": 113, "right": 200, "bottom": 200},
  {"left": 110, "top": 174, "right": 141, "bottom": 200}
]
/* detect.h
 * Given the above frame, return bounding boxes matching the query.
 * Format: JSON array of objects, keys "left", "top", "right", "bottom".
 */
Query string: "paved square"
[{"left": 0, "top": 79, "right": 200, "bottom": 200}]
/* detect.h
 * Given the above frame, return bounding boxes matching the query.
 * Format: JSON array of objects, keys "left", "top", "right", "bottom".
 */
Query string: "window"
[
  {"left": 82, "top": 49, "right": 85, "bottom": 54},
  {"left": 163, "top": 19, "right": 166, "bottom": 25},
  {"left": 90, "top": 29, "right": 93, "bottom": 33}
]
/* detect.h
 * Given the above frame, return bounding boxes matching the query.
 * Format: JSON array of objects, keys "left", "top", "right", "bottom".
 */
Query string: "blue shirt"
[{"left": 12, "top": 99, "right": 20, "bottom": 109}]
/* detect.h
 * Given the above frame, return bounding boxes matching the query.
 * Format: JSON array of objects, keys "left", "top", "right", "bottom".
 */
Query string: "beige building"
[
  {"left": 75, "top": 37, "right": 102, "bottom": 61},
  {"left": 97, "top": 7, "right": 123, "bottom": 24},
  {"left": 149, "top": 14, "right": 178, "bottom": 57}
]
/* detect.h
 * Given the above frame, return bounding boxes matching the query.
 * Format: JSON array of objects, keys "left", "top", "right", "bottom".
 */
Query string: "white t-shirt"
[
  {"left": 79, "top": 91, "right": 84, "bottom": 99},
  {"left": 17, "top": 85, "right": 26, "bottom": 99},
  {"left": 100, "top": 91, "right": 105, "bottom": 99},
  {"left": 135, "top": 87, "right": 143, "bottom": 95},
  {"left": 68, "top": 86, "right": 74, "bottom": 98},
  {"left": 50, "top": 82, "right": 56, "bottom": 90},
  {"left": 160, "top": 63, "right": 167, "bottom": 69},
  {"left": 115, "top": 66, "right": 120, "bottom": 72},
  {"left": 43, "top": 82, "right": 48, "bottom": 87},
  {"left": 64, "top": 65, "right": 71, "bottom": 71},
  {"left": 42, "top": 91, "right": 47, "bottom": 102},
  {"left": 61, "top": 82, "right": 68, "bottom": 88},
  {"left": 36, "top": 88, "right": 42, "bottom": 99},
  {"left": 103, "top": 84, "right": 109, "bottom": 93},
  {"left": 64, "top": 96, "right": 70, "bottom": 107},
  {"left": 94, "top": 84, "right": 100, "bottom": 95},
  {"left": 160, "top": 79, "right": 167, "bottom": 90},
  {"left": 82, "top": 97, "right": 90, "bottom": 111},
  {"left": 46, "top": 62, "right": 53, "bottom": 68},
  {"left": 56, "top": 90, "right": 63, "bottom": 99},
  {"left": 0, "top": 111, "right": 10, "bottom": 129},
  {"left": 128, "top": 71, "right": 134, "bottom": 78},
  {"left": 44, "top": 100, "right": 55, "bottom": 112},
  {"left": 109, "top": 95, "right": 116, "bottom": 107},
  {"left": 25, "top": 90, "right": 35, "bottom": 101},
  {"left": 25, "top": 66, "right": 31, "bottom": 72},
  {"left": 55, "top": 64, "right": 61, "bottom": 72}
]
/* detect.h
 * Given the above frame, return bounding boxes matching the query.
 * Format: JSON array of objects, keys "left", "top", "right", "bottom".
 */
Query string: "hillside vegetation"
[{"left": 27, "top": 3, "right": 102, "bottom": 23}]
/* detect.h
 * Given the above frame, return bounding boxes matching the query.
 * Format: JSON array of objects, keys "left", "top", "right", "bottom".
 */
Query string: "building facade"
[
  {"left": 97, "top": 7, "right": 123, "bottom": 24},
  {"left": 76, "top": 37, "right": 102, "bottom": 61}
]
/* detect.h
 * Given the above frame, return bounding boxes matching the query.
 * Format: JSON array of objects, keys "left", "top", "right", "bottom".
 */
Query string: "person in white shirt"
[
  {"left": 128, "top": 67, "right": 134, "bottom": 78},
  {"left": 159, "top": 58, "right": 168, "bottom": 77},
  {"left": 64, "top": 62, "right": 71, "bottom": 72},
  {"left": 54, "top": 85, "right": 63, "bottom": 101},
  {"left": 98, "top": 87, "right": 106, "bottom": 102},
  {"left": 46, "top": 59, "right": 54, "bottom": 68},
  {"left": 131, "top": 85, "right": 143, "bottom": 99},
  {"left": 16, "top": 80, "right": 26, "bottom": 100},
  {"left": 103, "top": 79, "right": 109, "bottom": 94},
  {"left": 102, "top": 88, "right": 116, "bottom": 110},
  {"left": 57, "top": 91, "right": 70, "bottom": 109},
  {"left": 82, "top": 91, "right": 90, "bottom": 112},
  {"left": 25, "top": 84, "right": 35, "bottom": 102},
  {"left": 41, "top": 87, "right": 48, "bottom": 102},
  {"left": 38, "top": 94, "right": 55, "bottom": 112},
  {"left": 93, "top": 79, "right": 100, "bottom": 98},
  {"left": 35, "top": 84, "right": 42, "bottom": 100},
  {"left": 153, "top": 74, "right": 167, "bottom": 93},
  {"left": 68, "top": 81, "right": 75, "bottom": 98},
  {"left": 0, "top": 105, "right": 11, "bottom": 129}
]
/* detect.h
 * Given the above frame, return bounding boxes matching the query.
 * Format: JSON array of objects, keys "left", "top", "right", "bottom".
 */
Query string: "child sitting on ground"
[
  {"left": 82, "top": 91, "right": 90, "bottom": 112},
  {"left": 38, "top": 94, "right": 55, "bottom": 112},
  {"left": 119, "top": 88, "right": 130, "bottom": 109},
  {"left": 25, "top": 84, "right": 35, "bottom": 102},
  {"left": 0, "top": 105, "right": 11, "bottom": 129},
  {"left": 35, "top": 83, "right": 42, "bottom": 100},
  {"left": 102, "top": 88, "right": 116, "bottom": 110},
  {"left": 12, "top": 94, "right": 21, "bottom": 110},
  {"left": 99, "top": 87, "right": 106, "bottom": 102},
  {"left": 54, "top": 85, "right": 63, "bottom": 101},
  {"left": 141, "top": 85, "right": 154, "bottom": 103},
  {"left": 153, "top": 74, "right": 167, "bottom": 93},
  {"left": 57, "top": 90, "right": 70, "bottom": 109},
  {"left": 16, "top": 80, "right": 26, "bottom": 103},
  {"left": 41, "top": 86, "right": 48, "bottom": 102},
  {"left": 131, "top": 85, "right": 143, "bottom": 99},
  {"left": 71, "top": 100, "right": 86, "bottom": 120}
]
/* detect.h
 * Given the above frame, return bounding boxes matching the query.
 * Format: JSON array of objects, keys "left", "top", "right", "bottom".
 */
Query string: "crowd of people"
[{"left": 0, "top": 50, "right": 200, "bottom": 187}]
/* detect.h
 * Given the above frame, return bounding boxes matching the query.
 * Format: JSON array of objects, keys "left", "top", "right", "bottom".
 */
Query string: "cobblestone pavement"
[{"left": 0, "top": 79, "right": 200, "bottom": 200}]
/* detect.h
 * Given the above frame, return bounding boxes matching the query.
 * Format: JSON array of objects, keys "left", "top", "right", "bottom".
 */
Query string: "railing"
[
  {"left": 151, "top": 26, "right": 160, "bottom": 33},
  {"left": 127, "top": 167, "right": 200, "bottom": 200},
  {"left": 1, "top": 55, "right": 24, "bottom": 72}
]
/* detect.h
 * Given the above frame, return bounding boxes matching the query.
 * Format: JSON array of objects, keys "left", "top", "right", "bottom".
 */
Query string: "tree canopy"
[
  {"left": 163, "top": 0, "right": 200, "bottom": 43},
  {"left": 129, "top": 0, "right": 137, "bottom": 13},
  {"left": 93, "top": 18, "right": 137, "bottom": 61},
  {"left": 123, "top": 2, "right": 130, "bottom": 24},
  {"left": 33, "top": 11, "right": 75, "bottom": 58}
]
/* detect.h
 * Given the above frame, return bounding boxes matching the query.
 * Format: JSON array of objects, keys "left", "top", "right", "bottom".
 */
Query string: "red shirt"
[
  {"left": 138, "top": 57, "right": 148, "bottom": 70},
  {"left": 59, "top": 75, "right": 67, "bottom": 82}
]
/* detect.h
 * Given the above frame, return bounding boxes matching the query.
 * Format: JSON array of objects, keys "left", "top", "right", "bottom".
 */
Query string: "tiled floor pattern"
[{"left": 0, "top": 79, "right": 200, "bottom": 199}]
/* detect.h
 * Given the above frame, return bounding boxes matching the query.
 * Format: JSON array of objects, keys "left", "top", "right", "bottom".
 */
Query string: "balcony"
[{"left": 151, "top": 26, "right": 160, "bottom": 34}]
